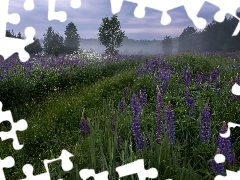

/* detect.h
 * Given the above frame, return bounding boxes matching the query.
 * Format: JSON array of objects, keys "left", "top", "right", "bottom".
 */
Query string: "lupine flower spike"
[
  {"left": 201, "top": 103, "right": 210, "bottom": 143},
  {"left": 164, "top": 101, "right": 175, "bottom": 145},
  {"left": 211, "top": 148, "right": 225, "bottom": 175},
  {"left": 79, "top": 108, "right": 90, "bottom": 138},
  {"left": 217, "top": 121, "right": 232, "bottom": 163}
]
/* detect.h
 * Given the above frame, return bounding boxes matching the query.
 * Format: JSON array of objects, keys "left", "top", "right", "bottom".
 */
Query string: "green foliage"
[
  {"left": 98, "top": 15, "right": 125, "bottom": 55},
  {"left": 2, "top": 53, "right": 240, "bottom": 179},
  {"left": 178, "top": 12, "right": 240, "bottom": 52},
  {"left": 162, "top": 35, "right": 173, "bottom": 55},
  {"left": 43, "top": 26, "right": 65, "bottom": 54},
  {"left": 52, "top": 45, "right": 60, "bottom": 58},
  {"left": 25, "top": 38, "right": 43, "bottom": 54},
  {"left": 178, "top": 26, "right": 198, "bottom": 53},
  {"left": 64, "top": 22, "right": 80, "bottom": 54}
]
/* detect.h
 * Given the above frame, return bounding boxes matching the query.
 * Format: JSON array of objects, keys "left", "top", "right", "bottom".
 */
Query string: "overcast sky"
[{"left": 6, "top": 0, "right": 236, "bottom": 40}]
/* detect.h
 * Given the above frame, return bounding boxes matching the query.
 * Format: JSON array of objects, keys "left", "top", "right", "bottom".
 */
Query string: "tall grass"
[{"left": 1, "top": 52, "right": 240, "bottom": 179}]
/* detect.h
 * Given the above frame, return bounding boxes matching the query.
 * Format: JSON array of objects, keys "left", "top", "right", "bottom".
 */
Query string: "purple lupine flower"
[
  {"left": 196, "top": 73, "right": 201, "bottom": 91},
  {"left": 211, "top": 148, "right": 225, "bottom": 175},
  {"left": 217, "top": 121, "right": 232, "bottom": 163},
  {"left": 119, "top": 98, "right": 125, "bottom": 114},
  {"left": 187, "top": 96, "right": 194, "bottom": 117},
  {"left": 184, "top": 67, "right": 191, "bottom": 86},
  {"left": 230, "top": 153, "right": 236, "bottom": 167},
  {"left": 156, "top": 92, "right": 163, "bottom": 144},
  {"left": 164, "top": 102, "right": 175, "bottom": 145},
  {"left": 216, "top": 78, "right": 220, "bottom": 96},
  {"left": 201, "top": 103, "right": 211, "bottom": 143},
  {"left": 145, "top": 59, "right": 150, "bottom": 71},
  {"left": 79, "top": 117, "right": 90, "bottom": 137},
  {"left": 131, "top": 94, "right": 144, "bottom": 151},
  {"left": 185, "top": 86, "right": 190, "bottom": 100},
  {"left": 212, "top": 66, "right": 219, "bottom": 82}
]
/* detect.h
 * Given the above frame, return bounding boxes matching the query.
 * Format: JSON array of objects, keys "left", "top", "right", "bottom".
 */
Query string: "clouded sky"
[{"left": 6, "top": 0, "right": 236, "bottom": 40}]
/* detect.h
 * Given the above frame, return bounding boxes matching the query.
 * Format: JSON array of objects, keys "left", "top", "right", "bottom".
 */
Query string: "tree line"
[
  {"left": 162, "top": 12, "right": 240, "bottom": 54},
  {"left": 7, "top": 13, "right": 240, "bottom": 56}
]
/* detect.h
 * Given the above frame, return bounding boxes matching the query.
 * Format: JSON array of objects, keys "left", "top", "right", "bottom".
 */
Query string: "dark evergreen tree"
[
  {"left": 162, "top": 35, "right": 173, "bottom": 55},
  {"left": 17, "top": 32, "right": 22, "bottom": 39},
  {"left": 98, "top": 14, "right": 125, "bottom": 55},
  {"left": 6, "top": 29, "right": 16, "bottom": 38},
  {"left": 43, "top": 26, "right": 65, "bottom": 55},
  {"left": 178, "top": 26, "right": 198, "bottom": 53},
  {"left": 64, "top": 22, "right": 80, "bottom": 54},
  {"left": 25, "top": 38, "right": 43, "bottom": 54}
]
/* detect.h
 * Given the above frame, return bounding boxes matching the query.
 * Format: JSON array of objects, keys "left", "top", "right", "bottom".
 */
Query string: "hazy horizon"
[{"left": 7, "top": 0, "right": 234, "bottom": 41}]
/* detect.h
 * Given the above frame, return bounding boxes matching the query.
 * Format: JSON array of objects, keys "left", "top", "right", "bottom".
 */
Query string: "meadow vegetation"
[{"left": 1, "top": 50, "right": 240, "bottom": 180}]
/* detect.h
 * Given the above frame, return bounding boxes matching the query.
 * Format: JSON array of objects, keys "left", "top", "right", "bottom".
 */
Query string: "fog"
[
  {"left": 40, "top": 36, "right": 179, "bottom": 55},
  {"left": 79, "top": 37, "right": 179, "bottom": 55}
]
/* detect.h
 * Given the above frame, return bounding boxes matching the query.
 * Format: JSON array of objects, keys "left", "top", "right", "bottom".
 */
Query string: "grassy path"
[{"left": 3, "top": 65, "right": 139, "bottom": 179}]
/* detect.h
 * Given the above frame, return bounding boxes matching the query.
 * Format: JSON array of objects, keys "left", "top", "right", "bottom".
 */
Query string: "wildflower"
[
  {"left": 216, "top": 77, "right": 220, "bottom": 96},
  {"left": 79, "top": 109, "right": 90, "bottom": 137},
  {"left": 156, "top": 92, "right": 163, "bottom": 144},
  {"left": 196, "top": 73, "right": 201, "bottom": 90},
  {"left": 184, "top": 67, "right": 191, "bottom": 86},
  {"left": 217, "top": 121, "right": 232, "bottom": 163},
  {"left": 201, "top": 103, "right": 210, "bottom": 143},
  {"left": 131, "top": 94, "right": 144, "bottom": 151},
  {"left": 230, "top": 153, "right": 236, "bottom": 167},
  {"left": 164, "top": 102, "right": 175, "bottom": 145},
  {"left": 211, "top": 148, "right": 225, "bottom": 175},
  {"left": 119, "top": 98, "right": 125, "bottom": 114},
  {"left": 140, "top": 86, "right": 147, "bottom": 109},
  {"left": 212, "top": 68, "right": 218, "bottom": 82}
]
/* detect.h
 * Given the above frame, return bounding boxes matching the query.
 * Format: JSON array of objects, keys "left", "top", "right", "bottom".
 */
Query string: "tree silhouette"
[
  {"left": 64, "top": 22, "right": 80, "bottom": 54},
  {"left": 98, "top": 14, "right": 125, "bottom": 55},
  {"left": 162, "top": 35, "right": 173, "bottom": 55}
]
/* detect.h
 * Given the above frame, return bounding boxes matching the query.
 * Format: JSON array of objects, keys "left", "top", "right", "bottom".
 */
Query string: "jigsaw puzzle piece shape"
[
  {"left": 110, "top": 0, "right": 124, "bottom": 14},
  {"left": 79, "top": 169, "right": 109, "bottom": 180},
  {"left": 48, "top": 0, "right": 67, "bottom": 22},
  {"left": 70, "top": 0, "right": 81, "bottom": 9},
  {"left": 20, "top": 149, "right": 74, "bottom": 180},
  {"left": 0, "top": 0, "right": 20, "bottom": 37},
  {"left": 0, "top": 26, "right": 35, "bottom": 62},
  {"left": 183, "top": 0, "right": 207, "bottom": 29},
  {"left": 21, "top": 164, "right": 51, "bottom": 180},
  {"left": 116, "top": 159, "right": 158, "bottom": 180},
  {"left": 43, "top": 149, "right": 74, "bottom": 172},
  {"left": 0, "top": 156, "right": 15, "bottom": 180},
  {"left": 132, "top": 0, "right": 187, "bottom": 25},
  {"left": 0, "top": 101, "right": 28, "bottom": 150},
  {"left": 207, "top": 0, "right": 240, "bottom": 36},
  {"left": 24, "top": 0, "right": 35, "bottom": 11},
  {"left": 207, "top": 0, "right": 240, "bottom": 22}
]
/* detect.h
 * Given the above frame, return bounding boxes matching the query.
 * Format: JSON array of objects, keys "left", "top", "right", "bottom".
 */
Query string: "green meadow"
[{"left": 1, "top": 52, "right": 240, "bottom": 180}]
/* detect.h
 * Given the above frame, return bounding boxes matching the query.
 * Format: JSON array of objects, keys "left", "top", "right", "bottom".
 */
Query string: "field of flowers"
[{"left": 1, "top": 50, "right": 240, "bottom": 180}]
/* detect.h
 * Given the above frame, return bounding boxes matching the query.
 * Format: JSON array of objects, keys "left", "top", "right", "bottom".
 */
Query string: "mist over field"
[{"left": 39, "top": 37, "right": 179, "bottom": 55}]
